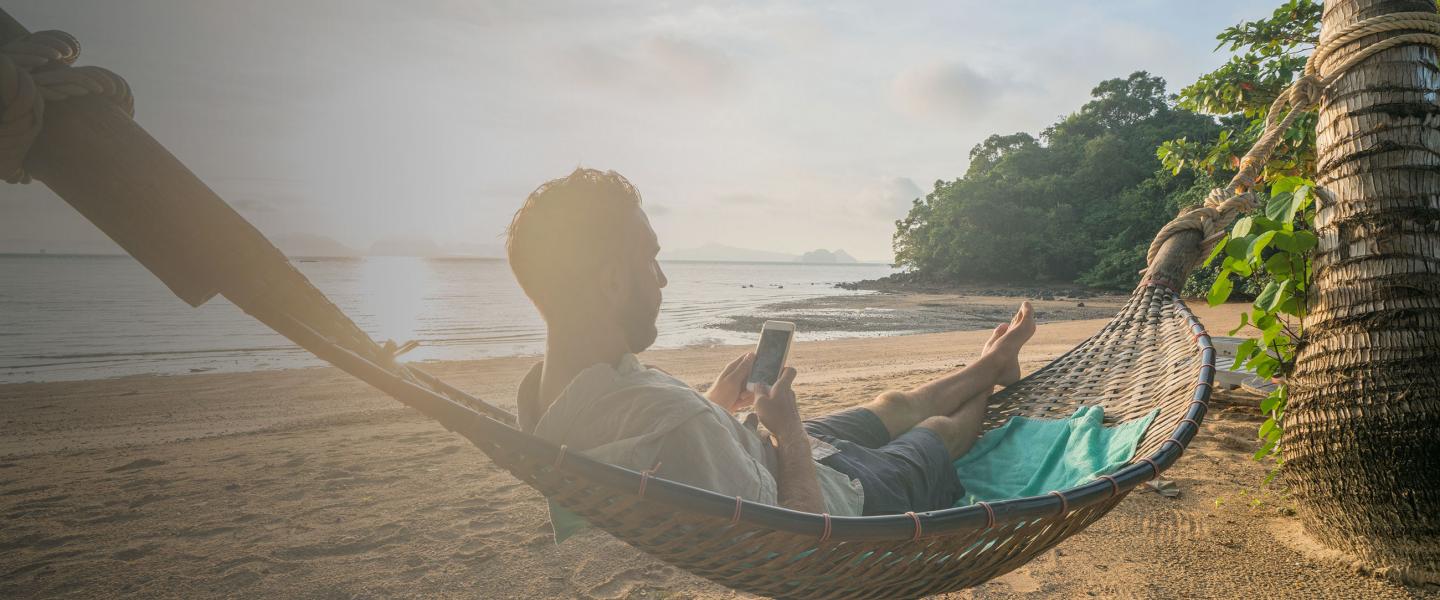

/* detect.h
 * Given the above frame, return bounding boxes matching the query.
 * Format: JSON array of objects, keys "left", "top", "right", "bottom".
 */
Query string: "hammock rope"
[
  {"left": 1145, "top": 11, "right": 1440, "bottom": 277},
  {"left": 0, "top": 29, "right": 131, "bottom": 183}
]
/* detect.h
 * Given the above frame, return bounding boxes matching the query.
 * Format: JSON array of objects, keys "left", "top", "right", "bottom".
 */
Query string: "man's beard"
[{"left": 620, "top": 298, "right": 660, "bottom": 353}]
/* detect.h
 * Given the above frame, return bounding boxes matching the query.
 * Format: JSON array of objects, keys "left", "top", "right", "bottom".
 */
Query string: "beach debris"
[{"left": 1143, "top": 479, "right": 1181, "bottom": 498}]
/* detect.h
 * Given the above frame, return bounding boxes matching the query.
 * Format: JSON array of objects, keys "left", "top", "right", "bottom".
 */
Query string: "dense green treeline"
[{"left": 892, "top": 72, "right": 1226, "bottom": 290}]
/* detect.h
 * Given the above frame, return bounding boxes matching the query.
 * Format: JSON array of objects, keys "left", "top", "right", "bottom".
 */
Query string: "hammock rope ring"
[{"left": 5, "top": 9, "right": 1439, "bottom": 598}]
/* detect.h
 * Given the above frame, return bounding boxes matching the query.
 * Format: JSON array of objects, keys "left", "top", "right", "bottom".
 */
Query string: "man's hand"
[
  {"left": 752, "top": 367, "right": 824, "bottom": 513},
  {"left": 753, "top": 367, "right": 802, "bottom": 437},
  {"left": 705, "top": 352, "right": 757, "bottom": 414}
]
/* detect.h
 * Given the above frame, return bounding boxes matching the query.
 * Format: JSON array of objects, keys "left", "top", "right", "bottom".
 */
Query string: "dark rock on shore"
[
  {"left": 836, "top": 273, "right": 1103, "bottom": 300},
  {"left": 705, "top": 292, "right": 1125, "bottom": 335}
]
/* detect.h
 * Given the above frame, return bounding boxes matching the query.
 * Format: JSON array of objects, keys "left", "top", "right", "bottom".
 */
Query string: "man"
[{"left": 508, "top": 168, "right": 1033, "bottom": 538}]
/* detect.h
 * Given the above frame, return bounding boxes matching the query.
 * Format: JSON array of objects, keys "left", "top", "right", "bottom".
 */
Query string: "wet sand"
[
  {"left": 1, "top": 300, "right": 1431, "bottom": 599},
  {"left": 709, "top": 292, "right": 1126, "bottom": 335}
]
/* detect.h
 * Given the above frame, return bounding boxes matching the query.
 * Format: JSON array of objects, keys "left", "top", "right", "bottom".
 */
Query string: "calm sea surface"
[{"left": 0, "top": 255, "right": 894, "bottom": 383}]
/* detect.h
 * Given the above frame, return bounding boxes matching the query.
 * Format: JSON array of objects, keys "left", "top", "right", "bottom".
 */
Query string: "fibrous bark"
[{"left": 1287, "top": 0, "right": 1440, "bottom": 584}]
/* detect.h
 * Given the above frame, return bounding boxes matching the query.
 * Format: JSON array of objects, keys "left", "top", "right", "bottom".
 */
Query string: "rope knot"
[
  {"left": 0, "top": 30, "right": 132, "bottom": 184},
  {"left": 1289, "top": 74, "right": 1326, "bottom": 109},
  {"left": 1146, "top": 189, "right": 1256, "bottom": 272}
]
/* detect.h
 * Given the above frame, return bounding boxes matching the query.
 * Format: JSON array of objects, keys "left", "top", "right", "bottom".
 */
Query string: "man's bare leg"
[
  {"left": 912, "top": 396, "right": 990, "bottom": 459},
  {"left": 862, "top": 302, "right": 1035, "bottom": 439}
]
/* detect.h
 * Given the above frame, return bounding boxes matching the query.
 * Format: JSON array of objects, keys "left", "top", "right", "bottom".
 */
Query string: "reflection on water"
[{"left": 0, "top": 255, "right": 893, "bottom": 383}]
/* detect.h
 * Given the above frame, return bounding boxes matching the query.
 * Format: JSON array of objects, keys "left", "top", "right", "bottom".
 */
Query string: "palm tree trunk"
[{"left": 1287, "top": 0, "right": 1440, "bottom": 584}]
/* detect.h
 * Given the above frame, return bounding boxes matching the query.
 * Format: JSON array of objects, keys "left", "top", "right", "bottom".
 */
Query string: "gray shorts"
[{"left": 804, "top": 407, "right": 964, "bottom": 515}]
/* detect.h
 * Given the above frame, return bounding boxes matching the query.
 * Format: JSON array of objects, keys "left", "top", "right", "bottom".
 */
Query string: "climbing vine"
[
  {"left": 1198, "top": 178, "right": 1316, "bottom": 470},
  {"left": 1159, "top": 0, "right": 1322, "bottom": 473}
]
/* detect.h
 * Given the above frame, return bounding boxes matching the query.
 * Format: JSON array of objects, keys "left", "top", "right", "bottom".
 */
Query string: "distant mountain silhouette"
[
  {"left": 797, "top": 249, "right": 857, "bottom": 264},
  {"left": 661, "top": 243, "right": 798, "bottom": 263}
]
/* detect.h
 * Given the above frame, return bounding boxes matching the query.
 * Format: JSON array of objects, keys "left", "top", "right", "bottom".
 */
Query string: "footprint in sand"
[
  {"left": 1, "top": 484, "right": 53, "bottom": 496},
  {"left": 111, "top": 543, "right": 160, "bottom": 561},
  {"left": 105, "top": 458, "right": 167, "bottom": 473},
  {"left": 585, "top": 567, "right": 652, "bottom": 600}
]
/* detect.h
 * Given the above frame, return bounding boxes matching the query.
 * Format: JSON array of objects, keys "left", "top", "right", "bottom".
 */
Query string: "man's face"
[{"left": 616, "top": 206, "right": 667, "bottom": 353}]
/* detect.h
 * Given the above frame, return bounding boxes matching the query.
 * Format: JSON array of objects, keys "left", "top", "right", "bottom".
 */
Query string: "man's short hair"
[{"left": 506, "top": 168, "right": 644, "bottom": 315}]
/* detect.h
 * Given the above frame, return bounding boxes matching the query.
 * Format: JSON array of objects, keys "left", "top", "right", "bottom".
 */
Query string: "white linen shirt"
[{"left": 524, "top": 354, "right": 864, "bottom": 541}]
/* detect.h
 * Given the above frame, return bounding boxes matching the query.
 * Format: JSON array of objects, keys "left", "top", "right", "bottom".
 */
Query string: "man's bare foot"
[
  {"left": 991, "top": 302, "right": 1036, "bottom": 386},
  {"left": 981, "top": 323, "right": 1008, "bottom": 356}
]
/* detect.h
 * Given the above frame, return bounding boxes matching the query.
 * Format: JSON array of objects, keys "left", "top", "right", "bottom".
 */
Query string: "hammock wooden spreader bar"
[{"left": 1, "top": 8, "right": 1229, "bottom": 598}]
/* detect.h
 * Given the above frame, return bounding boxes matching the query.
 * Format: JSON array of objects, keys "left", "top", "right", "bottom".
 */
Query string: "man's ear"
[{"left": 596, "top": 261, "right": 626, "bottom": 307}]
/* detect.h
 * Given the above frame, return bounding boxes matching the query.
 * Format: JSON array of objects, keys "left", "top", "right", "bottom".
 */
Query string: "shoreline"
[
  {"left": 0, "top": 297, "right": 1177, "bottom": 459},
  {"left": 1, "top": 290, "right": 1128, "bottom": 387}
]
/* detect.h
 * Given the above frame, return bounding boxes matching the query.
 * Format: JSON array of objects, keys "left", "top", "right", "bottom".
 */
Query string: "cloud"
[
  {"left": 890, "top": 61, "right": 1006, "bottom": 120},
  {"left": 645, "top": 37, "right": 739, "bottom": 96},
  {"left": 555, "top": 36, "right": 740, "bottom": 99},
  {"left": 713, "top": 192, "right": 771, "bottom": 206},
  {"left": 862, "top": 177, "right": 924, "bottom": 220}
]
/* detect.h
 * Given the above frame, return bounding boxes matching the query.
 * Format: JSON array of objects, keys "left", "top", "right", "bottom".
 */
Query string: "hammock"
[{"left": 16, "top": 8, "right": 1386, "bottom": 598}]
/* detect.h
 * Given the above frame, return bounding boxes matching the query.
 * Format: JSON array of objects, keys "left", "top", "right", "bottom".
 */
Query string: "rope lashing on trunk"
[
  {"left": 1146, "top": 11, "right": 1440, "bottom": 273},
  {"left": 0, "top": 30, "right": 132, "bottom": 183}
]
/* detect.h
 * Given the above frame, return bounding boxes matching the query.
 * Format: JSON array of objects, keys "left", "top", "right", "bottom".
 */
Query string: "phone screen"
[{"left": 748, "top": 327, "right": 793, "bottom": 386}]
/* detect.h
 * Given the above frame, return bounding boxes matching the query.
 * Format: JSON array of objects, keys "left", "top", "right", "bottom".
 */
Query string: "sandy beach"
[{"left": 0, "top": 299, "right": 1430, "bottom": 599}]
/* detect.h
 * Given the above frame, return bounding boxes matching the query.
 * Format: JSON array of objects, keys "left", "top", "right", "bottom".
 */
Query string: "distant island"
[
  {"left": 268, "top": 234, "right": 509, "bottom": 259},
  {"left": 796, "top": 249, "right": 856, "bottom": 264},
  {"left": 661, "top": 243, "right": 865, "bottom": 264}
]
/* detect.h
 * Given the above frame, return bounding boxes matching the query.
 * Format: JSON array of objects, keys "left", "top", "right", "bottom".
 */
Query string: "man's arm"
[{"left": 755, "top": 368, "right": 824, "bottom": 513}]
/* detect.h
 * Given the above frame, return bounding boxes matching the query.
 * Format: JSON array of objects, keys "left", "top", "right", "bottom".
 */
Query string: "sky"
[{"left": 2, "top": 1, "right": 1273, "bottom": 262}]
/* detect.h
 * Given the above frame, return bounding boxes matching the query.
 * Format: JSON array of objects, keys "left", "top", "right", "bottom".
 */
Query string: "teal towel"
[{"left": 952, "top": 405, "right": 1159, "bottom": 505}]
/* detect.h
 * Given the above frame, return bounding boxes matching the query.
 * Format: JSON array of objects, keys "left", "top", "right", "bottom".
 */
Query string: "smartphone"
[{"left": 747, "top": 320, "right": 795, "bottom": 390}]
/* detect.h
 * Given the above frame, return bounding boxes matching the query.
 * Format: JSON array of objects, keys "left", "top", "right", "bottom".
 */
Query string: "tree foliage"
[
  {"left": 1164, "top": 0, "right": 1322, "bottom": 468},
  {"left": 890, "top": 0, "right": 1327, "bottom": 467},
  {"left": 892, "top": 72, "right": 1222, "bottom": 289}
]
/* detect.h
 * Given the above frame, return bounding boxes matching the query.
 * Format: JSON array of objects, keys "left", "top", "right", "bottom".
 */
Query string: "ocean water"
[{"left": 0, "top": 255, "right": 894, "bottom": 383}]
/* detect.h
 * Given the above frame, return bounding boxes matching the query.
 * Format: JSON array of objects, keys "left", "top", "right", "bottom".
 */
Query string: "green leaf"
[
  {"left": 1266, "top": 191, "right": 1296, "bottom": 222},
  {"left": 1228, "top": 312, "right": 1251, "bottom": 336},
  {"left": 1264, "top": 253, "right": 1293, "bottom": 276},
  {"left": 1203, "top": 235, "right": 1229, "bottom": 267},
  {"left": 1259, "top": 417, "right": 1276, "bottom": 438},
  {"left": 1292, "top": 230, "right": 1318, "bottom": 252},
  {"left": 1234, "top": 338, "right": 1258, "bottom": 366},
  {"left": 1223, "top": 255, "right": 1253, "bottom": 277},
  {"left": 1225, "top": 236, "right": 1253, "bottom": 260},
  {"left": 1271, "top": 176, "right": 1304, "bottom": 195},
  {"left": 1253, "top": 437, "right": 1278, "bottom": 461},
  {"left": 1251, "top": 215, "right": 1281, "bottom": 231},
  {"left": 1254, "top": 282, "right": 1280, "bottom": 313},
  {"left": 1261, "top": 323, "right": 1280, "bottom": 348},
  {"left": 1208, "top": 272, "right": 1235, "bottom": 306},
  {"left": 1248, "top": 230, "right": 1278, "bottom": 260},
  {"left": 1273, "top": 230, "right": 1318, "bottom": 253},
  {"left": 1256, "top": 360, "right": 1277, "bottom": 379},
  {"left": 1266, "top": 282, "right": 1291, "bottom": 313},
  {"left": 1260, "top": 392, "right": 1280, "bottom": 413},
  {"left": 1295, "top": 186, "right": 1315, "bottom": 212},
  {"left": 1231, "top": 216, "right": 1254, "bottom": 238}
]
